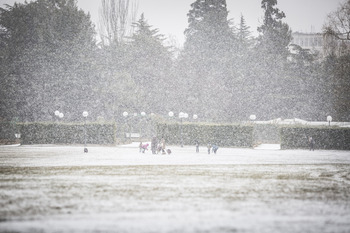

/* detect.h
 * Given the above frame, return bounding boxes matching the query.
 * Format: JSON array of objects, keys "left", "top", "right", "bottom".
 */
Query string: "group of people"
[
  {"left": 207, "top": 143, "right": 219, "bottom": 154},
  {"left": 139, "top": 137, "right": 171, "bottom": 155},
  {"left": 195, "top": 140, "right": 219, "bottom": 154},
  {"left": 141, "top": 136, "right": 316, "bottom": 153},
  {"left": 139, "top": 138, "right": 220, "bottom": 154}
]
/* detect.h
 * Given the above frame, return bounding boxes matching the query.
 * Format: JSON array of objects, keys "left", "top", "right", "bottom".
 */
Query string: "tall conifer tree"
[{"left": 178, "top": 0, "right": 236, "bottom": 121}]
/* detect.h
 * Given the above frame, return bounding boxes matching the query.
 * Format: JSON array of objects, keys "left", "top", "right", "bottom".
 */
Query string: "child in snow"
[
  {"left": 141, "top": 143, "right": 149, "bottom": 153},
  {"left": 212, "top": 145, "right": 219, "bottom": 154}
]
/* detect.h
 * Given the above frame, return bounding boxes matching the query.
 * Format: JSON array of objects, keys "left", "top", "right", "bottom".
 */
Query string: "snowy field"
[{"left": 0, "top": 143, "right": 350, "bottom": 233}]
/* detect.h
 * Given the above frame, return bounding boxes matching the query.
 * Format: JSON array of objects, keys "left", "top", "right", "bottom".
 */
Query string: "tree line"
[{"left": 0, "top": 0, "right": 349, "bottom": 123}]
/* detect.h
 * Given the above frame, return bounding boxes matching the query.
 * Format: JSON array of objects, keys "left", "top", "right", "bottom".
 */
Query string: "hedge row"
[
  {"left": 9, "top": 122, "right": 117, "bottom": 145},
  {"left": 280, "top": 126, "right": 350, "bottom": 150},
  {"left": 156, "top": 123, "right": 253, "bottom": 147},
  {"left": 0, "top": 122, "right": 19, "bottom": 139}
]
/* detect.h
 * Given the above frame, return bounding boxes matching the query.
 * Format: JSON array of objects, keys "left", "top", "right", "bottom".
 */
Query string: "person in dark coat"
[
  {"left": 309, "top": 137, "right": 315, "bottom": 151},
  {"left": 212, "top": 144, "right": 219, "bottom": 154},
  {"left": 139, "top": 142, "right": 143, "bottom": 153},
  {"left": 195, "top": 140, "right": 199, "bottom": 153},
  {"left": 151, "top": 137, "right": 158, "bottom": 154}
]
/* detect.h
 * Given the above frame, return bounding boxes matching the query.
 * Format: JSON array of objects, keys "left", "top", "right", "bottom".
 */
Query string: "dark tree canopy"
[
  {"left": 0, "top": 0, "right": 349, "bottom": 124},
  {"left": 0, "top": 0, "right": 97, "bottom": 121},
  {"left": 257, "top": 0, "right": 292, "bottom": 57}
]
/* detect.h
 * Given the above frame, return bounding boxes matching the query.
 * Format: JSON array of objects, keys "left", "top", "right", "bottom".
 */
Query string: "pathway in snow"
[{"left": 254, "top": 143, "right": 281, "bottom": 150}]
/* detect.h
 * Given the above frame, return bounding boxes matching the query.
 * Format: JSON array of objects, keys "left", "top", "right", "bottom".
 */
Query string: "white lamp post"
[
  {"left": 82, "top": 111, "right": 88, "bottom": 153},
  {"left": 327, "top": 115, "right": 332, "bottom": 126},
  {"left": 179, "top": 112, "right": 188, "bottom": 147},
  {"left": 54, "top": 110, "right": 62, "bottom": 122},
  {"left": 15, "top": 133, "right": 21, "bottom": 145},
  {"left": 249, "top": 114, "right": 256, "bottom": 122}
]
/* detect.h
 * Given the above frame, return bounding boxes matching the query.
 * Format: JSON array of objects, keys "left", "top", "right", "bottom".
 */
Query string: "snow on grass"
[{"left": 0, "top": 144, "right": 350, "bottom": 233}]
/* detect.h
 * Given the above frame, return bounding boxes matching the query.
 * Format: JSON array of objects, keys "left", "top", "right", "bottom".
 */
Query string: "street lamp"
[
  {"left": 179, "top": 112, "right": 188, "bottom": 147},
  {"left": 193, "top": 114, "right": 198, "bottom": 120},
  {"left": 249, "top": 114, "right": 256, "bottom": 122},
  {"left": 54, "top": 110, "right": 60, "bottom": 117},
  {"left": 168, "top": 111, "right": 174, "bottom": 117},
  {"left": 83, "top": 111, "right": 88, "bottom": 153},
  {"left": 15, "top": 133, "right": 21, "bottom": 145},
  {"left": 327, "top": 115, "right": 332, "bottom": 126}
]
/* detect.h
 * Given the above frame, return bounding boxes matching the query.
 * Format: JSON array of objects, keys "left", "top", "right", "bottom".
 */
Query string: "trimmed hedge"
[
  {"left": 16, "top": 122, "right": 116, "bottom": 145},
  {"left": 156, "top": 123, "right": 253, "bottom": 147},
  {"left": 280, "top": 126, "right": 350, "bottom": 150},
  {"left": 0, "top": 122, "right": 19, "bottom": 140}
]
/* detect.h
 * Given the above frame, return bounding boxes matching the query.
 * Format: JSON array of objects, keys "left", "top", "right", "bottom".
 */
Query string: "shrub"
[
  {"left": 280, "top": 126, "right": 350, "bottom": 150},
  {"left": 156, "top": 122, "right": 253, "bottom": 147},
  {"left": 17, "top": 122, "right": 116, "bottom": 145}
]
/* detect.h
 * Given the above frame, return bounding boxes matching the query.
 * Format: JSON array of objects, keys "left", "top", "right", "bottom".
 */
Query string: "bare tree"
[
  {"left": 98, "top": 0, "right": 138, "bottom": 46},
  {"left": 323, "top": 0, "right": 350, "bottom": 56},
  {"left": 324, "top": 0, "right": 350, "bottom": 41}
]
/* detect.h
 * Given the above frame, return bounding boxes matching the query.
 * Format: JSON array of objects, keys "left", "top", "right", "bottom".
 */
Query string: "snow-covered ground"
[{"left": 0, "top": 143, "right": 350, "bottom": 233}]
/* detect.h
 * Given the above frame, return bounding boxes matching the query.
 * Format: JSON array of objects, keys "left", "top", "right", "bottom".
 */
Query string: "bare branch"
[{"left": 98, "top": 0, "right": 138, "bottom": 46}]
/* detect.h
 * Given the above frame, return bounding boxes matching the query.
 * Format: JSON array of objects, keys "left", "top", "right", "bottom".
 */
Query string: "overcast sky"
[{"left": 0, "top": 0, "right": 344, "bottom": 45}]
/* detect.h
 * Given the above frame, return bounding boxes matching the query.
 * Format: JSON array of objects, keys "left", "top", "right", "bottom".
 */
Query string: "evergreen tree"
[
  {"left": 237, "top": 14, "right": 253, "bottom": 53},
  {"left": 179, "top": 0, "right": 237, "bottom": 121},
  {"left": 249, "top": 0, "right": 293, "bottom": 119},
  {"left": 0, "top": 0, "right": 96, "bottom": 121},
  {"left": 127, "top": 13, "right": 173, "bottom": 114},
  {"left": 184, "top": 0, "right": 236, "bottom": 59},
  {"left": 257, "top": 0, "right": 292, "bottom": 57}
]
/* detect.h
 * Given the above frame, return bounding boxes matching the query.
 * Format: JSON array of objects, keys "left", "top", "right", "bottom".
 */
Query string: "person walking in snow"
[
  {"left": 151, "top": 137, "right": 157, "bottom": 154},
  {"left": 309, "top": 136, "right": 315, "bottom": 151},
  {"left": 139, "top": 142, "right": 143, "bottom": 153},
  {"left": 160, "top": 138, "right": 166, "bottom": 154},
  {"left": 207, "top": 143, "right": 211, "bottom": 154},
  {"left": 212, "top": 144, "right": 219, "bottom": 154},
  {"left": 195, "top": 140, "right": 199, "bottom": 153}
]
